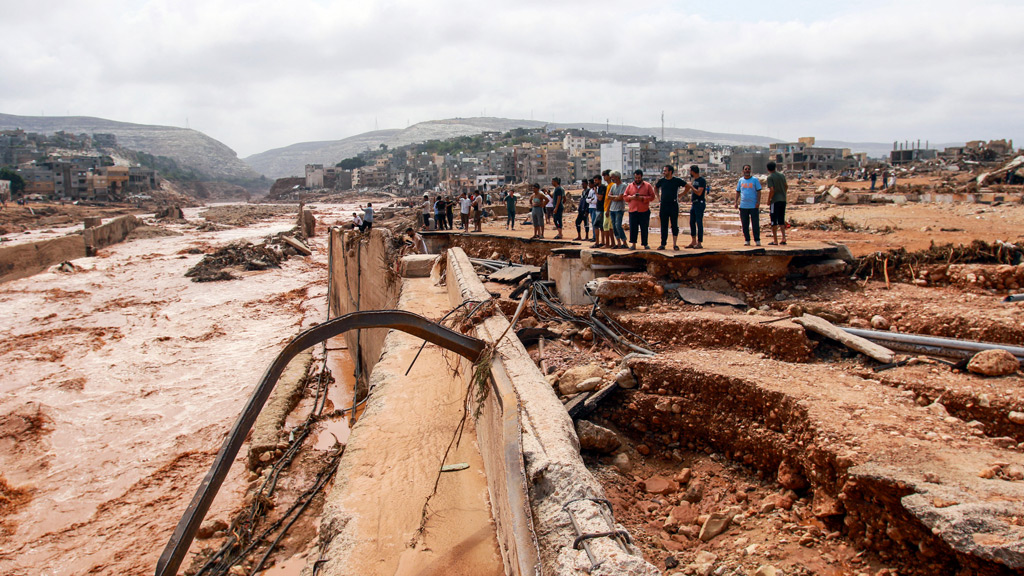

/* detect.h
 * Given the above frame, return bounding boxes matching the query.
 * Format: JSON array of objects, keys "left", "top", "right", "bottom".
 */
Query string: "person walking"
[
  {"left": 734, "top": 164, "right": 762, "bottom": 246},
  {"left": 655, "top": 164, "right": 685, "bottom": 250},
  {"left": 445, "top": 194, "right": 455, "bottom": 229},
  {"left": 591, "top": 173, "right": 608, "bottom": 248},
  {"left": 551, "top": 177, "right": 565, "bottom": 239},
  {"left": 623, "top": 169, "right": 656, "bottom": 250},
  {"left": 684, "top": 165, "right": 706, "bottom": 249},
  {"left": 765, "top": 161, "right": 789, "bottom": 245},
  {"left": 472, "top": 189, "right": 484, "bottom": 232},
  {"left": 607, "top": 171, "right": 627, "bottom": 248},
  {"left": 504, "top": 189, "right": 518, "bottom": 230}
]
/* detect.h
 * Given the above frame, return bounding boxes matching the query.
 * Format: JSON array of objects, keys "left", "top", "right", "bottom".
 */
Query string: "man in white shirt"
[{"left": 459, "top": 192, "right": 472, "bottom": 231}]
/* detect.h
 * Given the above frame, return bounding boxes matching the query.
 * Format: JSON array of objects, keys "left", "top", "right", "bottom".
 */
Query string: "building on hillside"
[
  {"left": 0, "top": 180, "right": 10, "bottom": 203},
  {"left": 563, "top": 135, "right": 586, "bottom": 157},
  {"left": 352, "top": 166, "right": 387, "bottom": 188},
  {"left": 305, "top": 164, "right": 325, "bottom": 189}
]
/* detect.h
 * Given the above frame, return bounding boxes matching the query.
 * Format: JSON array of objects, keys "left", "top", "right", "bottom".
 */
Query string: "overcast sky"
[{"left": 2, "top": 0, "right": 1021, "bottom": 157}]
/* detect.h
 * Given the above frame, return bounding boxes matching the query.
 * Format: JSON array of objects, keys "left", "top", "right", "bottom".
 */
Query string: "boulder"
[
  {"left": 614, "top": 368, "right": 636, "bottom": 389},
  {"left": 575, "top": 376, "right": 602, "bottom": 393},
  {"left": 967, "top": 349, "right": 1019, "bottom": 376},
  {"left": 664, "top": 501, "right": 699, "bottom": 530},
  {"left": 575, "top": 420, "right": 621, "bottom": 453},
  {"left": 557, "top": 364, "right": 604, "bottom": 396}
]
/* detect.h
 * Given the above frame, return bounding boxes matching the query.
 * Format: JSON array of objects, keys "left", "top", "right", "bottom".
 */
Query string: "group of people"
[
  {"left": 420, "top": 191, "right": 488, "bottom": 232},
  {"left": 403, "top": 161, "right": 790, "bottom": 248},
  {"left": 566, "top": 165, "right": 707, "bottom": 250}
]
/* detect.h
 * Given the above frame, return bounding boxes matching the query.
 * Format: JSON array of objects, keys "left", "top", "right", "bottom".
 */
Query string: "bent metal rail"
[{"left": 156, "top": 310, "right": 486, "bottom": 576}]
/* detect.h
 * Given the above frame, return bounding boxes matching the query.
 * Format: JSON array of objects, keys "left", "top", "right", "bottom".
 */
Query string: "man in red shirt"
[{"left": 623, "top": 169, "right": 656, "bottom": 250}]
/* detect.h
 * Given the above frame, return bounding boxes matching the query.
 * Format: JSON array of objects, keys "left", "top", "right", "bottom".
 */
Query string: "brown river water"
[{"left": 0, "top": 204, "right": 359, "bottom": 576}]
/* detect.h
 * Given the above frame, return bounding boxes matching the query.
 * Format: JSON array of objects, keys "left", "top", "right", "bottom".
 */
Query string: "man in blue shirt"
[{"left": 734, "top": 164, "right": 762, "bottom": 246}]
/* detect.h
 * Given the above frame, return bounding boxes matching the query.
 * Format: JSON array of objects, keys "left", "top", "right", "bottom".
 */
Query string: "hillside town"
[{"left": 0, "top": 129, "right": 158, "bottom": 203}]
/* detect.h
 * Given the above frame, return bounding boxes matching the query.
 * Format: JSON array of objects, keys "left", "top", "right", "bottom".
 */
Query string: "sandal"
[
  {"left": 768, "top": 241, "right": 778, "bottom": 245},
  {"left": 780, "top": 241, "right": 787, "bottom": 245}
]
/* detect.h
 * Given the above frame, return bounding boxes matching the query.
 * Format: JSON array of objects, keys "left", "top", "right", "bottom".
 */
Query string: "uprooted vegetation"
[
  {"left": 198, "top": 204, "right": 298, "bottom": 227},
  {"left": 853, "top": 240, "right": 1024, "bottom": 288}
]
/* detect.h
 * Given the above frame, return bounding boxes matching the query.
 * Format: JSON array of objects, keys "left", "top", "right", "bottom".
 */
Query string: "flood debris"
[{"left": 185, "top": 240, "right": 284, "bottom": 282}]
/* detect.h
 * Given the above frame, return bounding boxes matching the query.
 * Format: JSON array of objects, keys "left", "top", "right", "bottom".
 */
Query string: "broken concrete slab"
[
  {"left": 488, "top": 264, "right": 541, "bottom": 283},
  {"left": 794, "top": 313, "right": 896, "bottom": 363},
  {"left": 676, "top": 287, "right": 746, "bottom": 307},
  {"left": 281, "top": 235, "right": 312, "bottom": 256},
  {"left": 248, "top": 350, "right": 311, "bottom": 469}
]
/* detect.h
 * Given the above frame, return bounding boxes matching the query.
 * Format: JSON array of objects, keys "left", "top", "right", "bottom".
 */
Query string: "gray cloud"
[{"left": 1, "top": 0, "right": 1021, "bottom": 157}]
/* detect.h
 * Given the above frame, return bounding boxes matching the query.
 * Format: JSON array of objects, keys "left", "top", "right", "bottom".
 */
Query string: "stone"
[
  {"left": 967, "top": 349, "right": 1019, "bottom": 376},
  {"left": 698, "top": 512, "right": 732, "bottom": 542},
  {"left": 777, "top": 459, "right": 808, "bottom": 490},
  {"left": 643, "top": 475, "right": 679, "bottom": 495},
  {"left": 786, "top": 304, "right": 804, "bottom": 317},
  {"left": 580, "top": 327, "right": 593, "bottom": 341},
  {"left": 664, "top": 501, "right": 699, "bottom": 530},
  {"left": 1008, "top": 411, "right": 1024, "bottom": 425},
  {"left": 575, "top": 420, "right": 621, "bottom": 453},
  {"left": 776, "top": 492, "right": 796, "bottom": 510},
  {"left": 870, "top": 315, "right": 890, "bottom": 330},
  {"left": 692, "top": 551, "right": 718, "bottom": 576},
  {"left": 612, "top": 452, "right": 632, "bottom": 473},
  {"left": 665, "top": 555, "right": 679, "bottom": 569},
  {"left": 1003, "top": 464, "right": 1024, "bottom": 480},
  {"left": 576, "top": 376, "right": 602, "bottom": 393},
  {"left": 799, "top": 259, "right": 848, "bottom": 278},
  {"left": 519, "top": 317, "right": 539, "bottom": 329},
  {"left": 615, "top": 368, "right": 637, "bottom": 389},
  {"left": 683, "top": 480, "right": 704, "bottom": 503},
  {"left": 558, "top": 364, "right": 604, "bottom": 395},
  {"left": 754, "top": 566, "right": 780, "bottom": 576},
  {"left": 674, "top": 467, "right": 693, "bottom": 485},
  {"left": 196, "top": 518, "right": 228, "bottom": 539},
  {"left": 849, "top": 317, "right": 870, "bottom": 329}
]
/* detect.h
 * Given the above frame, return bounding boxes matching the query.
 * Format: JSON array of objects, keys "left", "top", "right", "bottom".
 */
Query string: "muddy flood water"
[{"left": 0, "top": 203, "right": 359, "bottom": 576}]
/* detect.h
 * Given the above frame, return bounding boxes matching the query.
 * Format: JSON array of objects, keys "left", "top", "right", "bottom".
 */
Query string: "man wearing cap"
[{"left": 623, "top": 169, "right": 656, "bottom": 250}]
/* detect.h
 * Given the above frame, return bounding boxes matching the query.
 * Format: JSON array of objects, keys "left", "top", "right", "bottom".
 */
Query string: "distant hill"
[
  {"left": 243, "top": 117, "right": 793, "bottom": 179},
  {"left": 0, "top": 113, "right": 261, "bottom": 182}
]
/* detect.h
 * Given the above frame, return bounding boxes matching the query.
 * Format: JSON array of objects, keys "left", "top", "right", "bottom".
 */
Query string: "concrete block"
[
  {"left": 548, "top": 255, "right": 595, "bottom": 306},
  {"left": 399, "top": 254, "right": 437, "bottom": 278}
]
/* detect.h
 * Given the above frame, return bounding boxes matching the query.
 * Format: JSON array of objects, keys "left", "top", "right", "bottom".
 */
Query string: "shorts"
[
  {"left": 531, "top": 206, "right": 544, "bottom": 227},
  {"left": 769, "top": 202, "right": 787, "bottom": 226}
]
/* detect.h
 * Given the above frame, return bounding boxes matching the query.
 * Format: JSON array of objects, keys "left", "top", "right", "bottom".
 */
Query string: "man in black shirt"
[
  {"left": 655, "top": 165, "right": 686, "bottom": 250},
  {"left": 551, "top": 177, "right": 565, "bottom": 239},
  {"left": 685, "top": 165, "right": 707, "bottom": 249}
]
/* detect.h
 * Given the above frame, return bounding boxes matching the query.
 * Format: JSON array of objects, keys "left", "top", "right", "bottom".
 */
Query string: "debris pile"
[{"left": 185, "top": 240, "right": 287, "bottom": 282}]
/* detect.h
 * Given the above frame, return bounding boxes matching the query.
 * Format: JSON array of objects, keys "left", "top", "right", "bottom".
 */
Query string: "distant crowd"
[{"left": 352, "top": 161, "right": 792, "bottom": 249}]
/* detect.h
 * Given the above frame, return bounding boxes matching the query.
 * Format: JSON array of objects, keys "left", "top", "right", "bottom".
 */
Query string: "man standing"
[
  {"left": 472, "top": 189, "right": 484, "bottom": 232},
  {"left": 870, "top": 172, "right": 877, "bottom": 191},
  {"left": 623, "top": 169, "right": 656, "bottom": 250},
  {"left": 459, "top": 192, "right": 472, "bottom": 231},
  {"left": 765, "top": 161, "right": 789, "bottom": 245},
  {"left": 362, "top": 202, "right": 374, "bottom": 232},
  {"left": 504, "top": 188, "right": 518, "bottom": 230},
  {"left": 734, "top": 165, "right": 761, "bottom": 246},
  {"left": 685, "top": 165, "right": 706, "bottom": 249},
  {"left": 574, "top": 179, "right": 591, "bottom": 240},
  {"left": 655, "top": 165, "right": 685, "bottom": 250},
  {"left": 421, "top": 193, "right": 432, "bottom": 229},
  {"left": 551, "top": 177, "right": 565, "bottom": 239}
]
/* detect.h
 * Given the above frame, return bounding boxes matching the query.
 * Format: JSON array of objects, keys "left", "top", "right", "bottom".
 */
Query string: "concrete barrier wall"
[
  {"left": 445, "top": 247, "right": 658, "bottom": 576},
  {"left": 0, "top": 215, "right": 142, "bottom": 284},
  {"left": 83, "top": 215, "right": 141, "bottom": 249},
  {"left": 0, "top": 234, "right": 87, "bottom": 284},
  {"left": 328, "top": 227, "right": 401, "bottom": 393}
]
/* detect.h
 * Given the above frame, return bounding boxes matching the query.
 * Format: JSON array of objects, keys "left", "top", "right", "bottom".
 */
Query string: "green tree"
[
  {"left": 0, "top": 167, "right": 26, "bottom": 194},
  {"left": 336, "top": 157, "right": 367, "bottom": 170}
]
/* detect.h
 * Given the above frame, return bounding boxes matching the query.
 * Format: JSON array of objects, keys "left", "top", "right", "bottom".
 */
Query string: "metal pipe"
[
  {"left": 155, "top": 310, "right": 486, "bottom": 576},
  {"left": 842, "top": 327, "right": 1024, "bottom": 362},
  {"left": 1004, "top": 294, "right": 1024, "bottom": 303}
]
